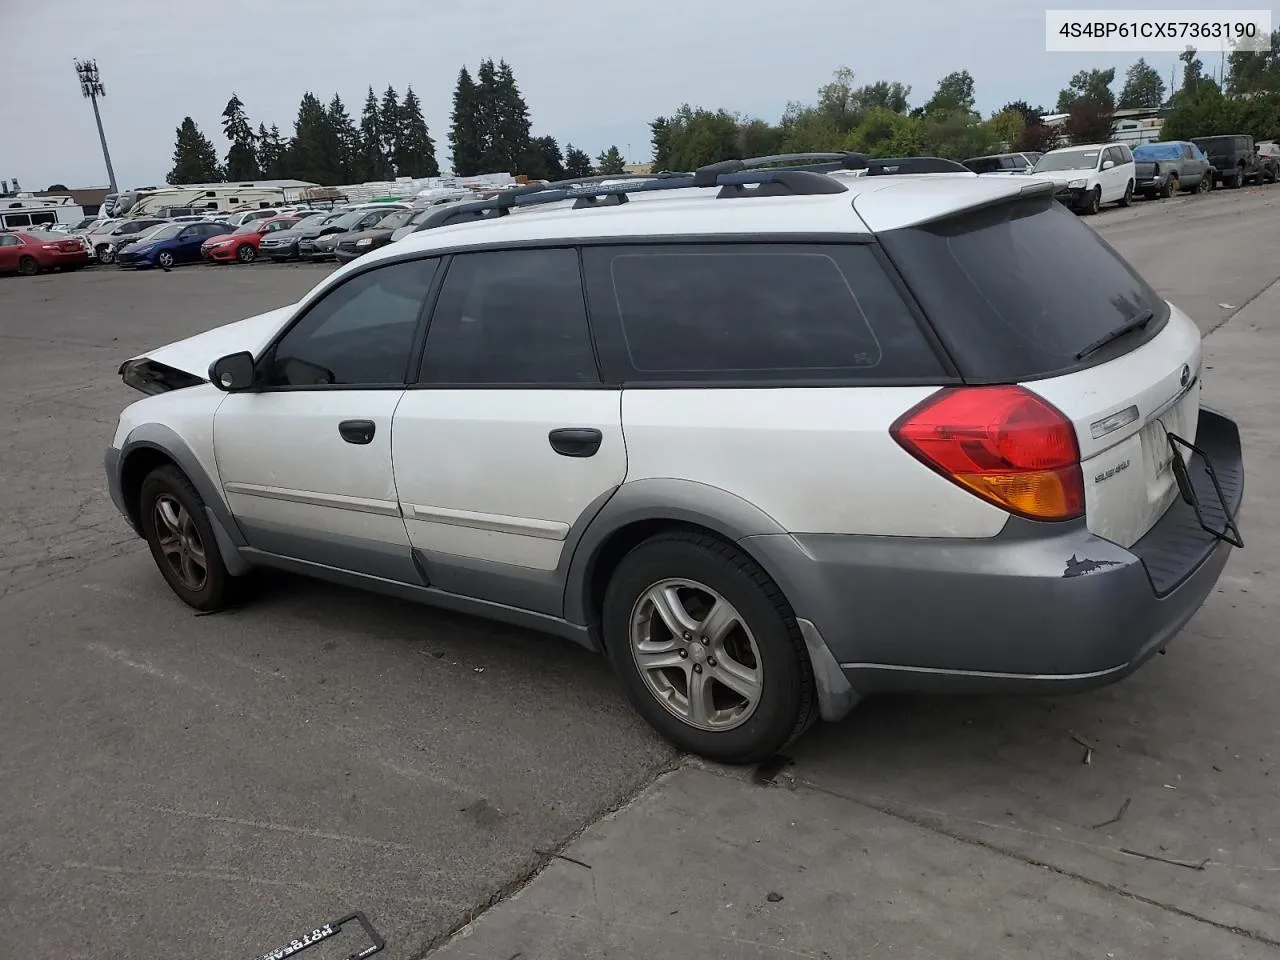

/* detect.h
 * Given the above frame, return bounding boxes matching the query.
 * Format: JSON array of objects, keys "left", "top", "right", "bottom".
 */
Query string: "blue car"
[{"left": 116, "top": 221, "right": 228, "bottom": 269}]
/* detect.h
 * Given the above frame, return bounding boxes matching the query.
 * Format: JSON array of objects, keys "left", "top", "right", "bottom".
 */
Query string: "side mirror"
[
  {"left": 209, "top": 351, "right": 256, "bottom": 392},
  {"left": 1102, "top": 159, "right": 1115, "bottom": 170}
]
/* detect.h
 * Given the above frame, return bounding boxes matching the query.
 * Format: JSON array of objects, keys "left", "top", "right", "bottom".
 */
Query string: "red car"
[
  {"left": 0, "top": 231, "right": 91, "bottom": 276},
  {"left": 201, "top": 216, "right": 301, "bottom": 264}
]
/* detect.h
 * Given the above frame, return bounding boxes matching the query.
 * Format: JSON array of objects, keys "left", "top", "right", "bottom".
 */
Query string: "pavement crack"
[
  {"left": 793, "top": 776, "right": 1280, "bottom": 949},
  {"left": 409, "top": 753, "right": 684, "bottom": 960}
]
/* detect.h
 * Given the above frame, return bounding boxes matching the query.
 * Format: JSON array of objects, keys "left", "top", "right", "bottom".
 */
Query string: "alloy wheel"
[
  {"left": 629, "top": 578, "right": 763, "bottom": 732},
  {"left": 153, "top": 495, "right": 208, "bottom": 591}
]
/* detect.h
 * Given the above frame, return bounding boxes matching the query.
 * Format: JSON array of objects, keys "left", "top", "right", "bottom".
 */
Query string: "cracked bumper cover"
[{"left": 745, "top": 408, "right": 1243, "bottom": 707}]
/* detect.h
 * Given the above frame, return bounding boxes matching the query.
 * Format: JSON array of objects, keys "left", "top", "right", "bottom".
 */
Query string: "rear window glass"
[
  {"left": 879, "top": 196, "right": 1167, "bottom": 382},
  {"left": 582, "top": 243, "right": 946, "bottom": 382}
]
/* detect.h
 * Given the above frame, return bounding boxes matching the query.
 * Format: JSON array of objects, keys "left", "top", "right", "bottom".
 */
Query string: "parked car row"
[{"left": 961, "top": 132, "right": 1280, "bottom": 216}]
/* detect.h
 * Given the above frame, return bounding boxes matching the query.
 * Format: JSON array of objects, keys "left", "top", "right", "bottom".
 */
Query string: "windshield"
[
  {"left": 324, "top": 212, "right": 359, "bottom": 228},
  {"left": 232, "top": 223, "right": 258, "bottom": 235},
  {"left": 378, "top": 211, "right": 411, "bottom": 229},
  {"left": 143, "top": 224, "right": 183, "bottom": 242},
  {"left": 291, "top": 214, "right": 328, "bottom": 230},
  {"left": 1133, "top": 143, "right": 1183, "bottom": 161},
  {"left": 1034, "top": 150, "right": 1099, "bottom": 172}
]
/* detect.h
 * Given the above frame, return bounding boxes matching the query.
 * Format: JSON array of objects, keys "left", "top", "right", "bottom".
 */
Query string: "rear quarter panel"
[{"left": 620, "top": 387, "right": 1010, "bottom": 538}]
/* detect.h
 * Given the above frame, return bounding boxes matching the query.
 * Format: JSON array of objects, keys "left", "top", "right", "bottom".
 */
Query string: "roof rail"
[
  {"left": 415, "top": 167, "right": 849, "bottom": 230},
  {"left": 864, "top": 156, "right": 971, "bottom": 175},
  {"left": 412, "top": 153, "right": 969, "bottom": 232}
]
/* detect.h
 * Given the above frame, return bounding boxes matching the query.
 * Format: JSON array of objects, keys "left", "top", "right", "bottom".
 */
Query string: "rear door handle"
[
  {"left": 338, "top": 419, "right": 376, "bottom": 445},
  {"left": 548, "top": 427, "right": 603, "bottom": 458}
]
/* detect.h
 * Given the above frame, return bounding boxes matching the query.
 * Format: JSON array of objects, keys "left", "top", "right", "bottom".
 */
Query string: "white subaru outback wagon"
[{"left": 106, "top": 154, "right": 1245, "bottom": 764}]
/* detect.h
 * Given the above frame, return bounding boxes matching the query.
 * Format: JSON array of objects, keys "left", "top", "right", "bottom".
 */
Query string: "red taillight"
[{"left": 890, "top": 385, "right": 1085, "bottom": 521}]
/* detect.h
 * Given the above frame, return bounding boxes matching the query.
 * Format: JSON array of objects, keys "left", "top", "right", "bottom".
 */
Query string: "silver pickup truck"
[{"left": 1132, "top": 141, "right": 1213, "bottom": 198}]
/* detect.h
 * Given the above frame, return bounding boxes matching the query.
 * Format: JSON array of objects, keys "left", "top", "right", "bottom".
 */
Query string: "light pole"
[{"left": 75, "top": 59, "right": 118, "bottom": 194}]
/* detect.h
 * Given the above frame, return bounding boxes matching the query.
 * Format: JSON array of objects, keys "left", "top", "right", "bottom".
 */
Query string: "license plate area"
[{"left": 1139, "top": 382, "right": 1198, "bottom": 491}]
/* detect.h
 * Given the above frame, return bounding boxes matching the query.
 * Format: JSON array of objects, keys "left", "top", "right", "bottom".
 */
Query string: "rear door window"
[
  {"left": 582, "top": 243, "right": 947, "bottom": 383},
  {"left": 879, "top": 194, "right": 1168, "bottom": 382}
]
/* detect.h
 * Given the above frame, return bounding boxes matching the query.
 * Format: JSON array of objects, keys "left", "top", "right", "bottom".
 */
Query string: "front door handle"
[
  {"left": 548, "top": 427, "right": 603, "bottom": 458},
  {"left": 338, "top": 419, "right": 376, "bottom": 445}
]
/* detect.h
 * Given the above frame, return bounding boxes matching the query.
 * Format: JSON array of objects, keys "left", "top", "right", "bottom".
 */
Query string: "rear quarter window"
[
  {"left": 581, "top": 242, "right": 948, "bottom": 384},
  {"left": 878, "top": 194, "right": 1168, "bottom": 382}
]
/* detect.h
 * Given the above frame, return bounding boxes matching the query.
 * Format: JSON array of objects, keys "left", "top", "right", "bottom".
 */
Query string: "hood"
[
  {"left": 121, "top": 303, "right": 297, "bottom": 381},
  {"left": 202, "top": 233, "right": 236, "bottom": 246},
  {"left": 1032, "top": 170, "right": 1090, "bottom": 186},
  {"left": 338, "top": 228, "right": 394, "bottom": 244}
]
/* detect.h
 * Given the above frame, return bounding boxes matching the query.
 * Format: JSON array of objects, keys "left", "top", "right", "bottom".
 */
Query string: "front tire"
[
  {"left": 96, "top": 244, "right": 116, "bottom": 264},
  {"left": 1232, "top": 166, "right": 1245, "bottom": 188},
  {"left": 236, "top": 244, "right": 256, "bottom": 263},
  {"left": 139, "top": 465, "right": 239, "bottom": 611},
  {"left": 1083, "top": 187, "right": 1102, "bottom": 215},
  {"left": 601, "top": 531, "right": 818, "bottom": 764}
]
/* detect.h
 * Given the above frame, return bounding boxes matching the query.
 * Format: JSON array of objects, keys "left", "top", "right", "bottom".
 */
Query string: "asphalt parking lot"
[{"left": 2, "top": 186, "right": 1279, "bottom": 960}]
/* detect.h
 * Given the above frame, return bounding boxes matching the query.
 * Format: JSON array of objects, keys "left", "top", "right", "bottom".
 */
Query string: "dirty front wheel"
[
  {"left": 139, "top": 465, "right": 239, "bottom": 612},
  {"left": 601, "top": 532, "right": 818, "bottom": 764}
]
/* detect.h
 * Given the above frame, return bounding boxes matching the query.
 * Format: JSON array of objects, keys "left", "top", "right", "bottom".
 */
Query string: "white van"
[{"left": 1029, "top": 143, "right": 1136, "bottom": 215}]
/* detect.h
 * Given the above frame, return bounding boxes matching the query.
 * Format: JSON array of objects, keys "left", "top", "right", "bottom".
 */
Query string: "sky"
[{"left": 1, "top": 0, "right": 1249, "bottom": 191}]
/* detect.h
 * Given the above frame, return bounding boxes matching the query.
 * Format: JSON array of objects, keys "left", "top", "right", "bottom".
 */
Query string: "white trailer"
[{"left": 0, "top": 195, "right": 85, "bottom": 230}]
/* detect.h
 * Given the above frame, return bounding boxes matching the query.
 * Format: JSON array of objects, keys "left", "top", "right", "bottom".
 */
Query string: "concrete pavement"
[{"left": 1, "top": 189, "right": 1277, "bottom": 960}]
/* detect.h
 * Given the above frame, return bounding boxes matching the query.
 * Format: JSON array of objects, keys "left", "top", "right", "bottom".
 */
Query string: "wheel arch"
[
  {"left": 562, "top": 478, "right": 857, "bottom": 723},
  {"left": 564, "top": 479, "right": 792, "bottom": 635},
  {"left": 116, "top": 424, "right": 247, "bottom": 550}
]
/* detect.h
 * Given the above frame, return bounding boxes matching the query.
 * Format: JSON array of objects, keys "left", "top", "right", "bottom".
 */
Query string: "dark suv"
[{"left": 1192, "top": 135, "right": 1272, "bottom": 188}]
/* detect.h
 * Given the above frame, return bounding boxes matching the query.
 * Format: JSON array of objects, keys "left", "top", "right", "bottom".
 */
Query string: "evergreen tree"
[
  {"left": 379, "top": 85, "right": 402, "bottom": 177},
  {"left": 357, "top": 87, "right": 393, "bottom": 182},
  {"left": 394, "top": 86, "right": 439, "bottom": 177},
  {"left": 328, "top": 93, "right": 360, "bottom": 183},
  {"left": 167, "top": 117, "right": 223, "bottom": 185},
  {"left": 449, "top": 66, "right": 484, "bottom": 176},
  {"left": 1118, "top": 58, "right": 1167, "bottom": 109},
  {"left": 597, "top": 145, "right": 626, "bottom": 174},
  {"left": 488, "top": 59, "right": 534, "bottom": 173},
  {"left": 221, "top": 93, "right": 260, "bottom": 180},
  {"left": 563, "top": 144, "right": 594, "bottom": 179},
  {"left": 287, "top": 92, "right": 341, "bottom": 185},
  {"left": 474, "top": 59, "right": 501, "bottom": 171},
  {"left": 527, "top": 135, "right": 565, "bottom": 180},
  {"left": 257, "top": 123, "right": 289, "bottom": 179}
]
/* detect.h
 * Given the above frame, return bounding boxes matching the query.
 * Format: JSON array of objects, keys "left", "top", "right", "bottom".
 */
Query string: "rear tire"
[
  {"left": 138, "top": 465, "right": 241, "bottom": 612},
  {"left": 18, "top": 256, "right": 39, "bottom": 276},
  {"left": 601, "top": 531, "right": 818, "bottom": 764},
  {"left": 1119, "top": 181, "right": 1134, "bottom": 207}
]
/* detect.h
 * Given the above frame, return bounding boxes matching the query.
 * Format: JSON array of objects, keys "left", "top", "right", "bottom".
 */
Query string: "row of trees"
[
  {"left": 650, "top": 38, "right": 1280, "bottom": 172},
  {"left": 169, "top": 42, "right": 1280, "bottom": 187},
  {"left": 167, "top": 59, "right": 628, "bottom": 187}
]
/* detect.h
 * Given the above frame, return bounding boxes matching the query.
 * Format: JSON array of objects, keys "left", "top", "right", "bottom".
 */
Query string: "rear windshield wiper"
[{"left": 1075, "top": 309, "right": 1155, "bottom": 361}]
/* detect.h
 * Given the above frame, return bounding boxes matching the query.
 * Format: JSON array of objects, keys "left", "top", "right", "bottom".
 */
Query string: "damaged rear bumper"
[{"left": 743, "top": 407, "right": 1244, "bottom": 701}]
